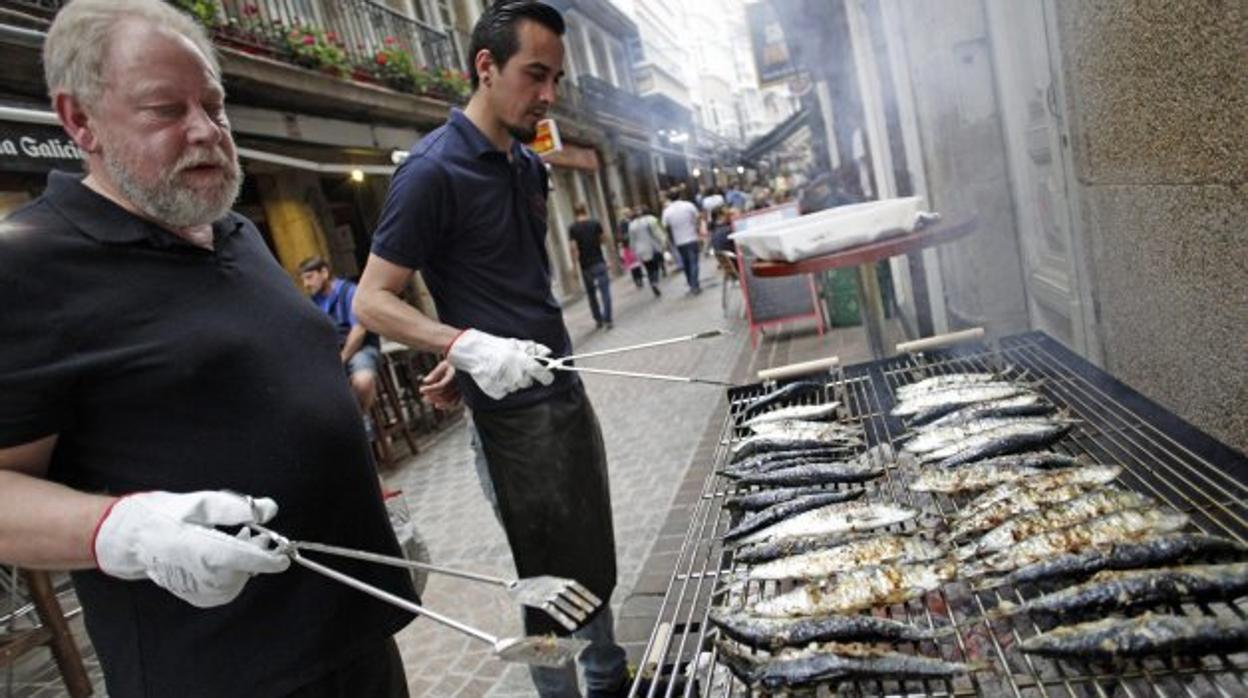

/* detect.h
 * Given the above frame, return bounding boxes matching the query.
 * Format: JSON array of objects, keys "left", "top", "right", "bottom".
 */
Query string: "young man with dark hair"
[
  {"left": 298, "top": 256, "right": 383, "bottom": 423},
  {"left": 568, "top": 202, "right": 613, "bottom": 329},
  {"left": 354, "top": 2, "right": 629, "bottom": 695}
]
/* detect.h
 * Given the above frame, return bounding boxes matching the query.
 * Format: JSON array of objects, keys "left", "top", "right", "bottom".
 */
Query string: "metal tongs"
[
  {"left": 536, "top": 329, "right": 735, "bottom": 386},
  {"left": 249, "top": 523, "right": 592, "bottom": 667}
]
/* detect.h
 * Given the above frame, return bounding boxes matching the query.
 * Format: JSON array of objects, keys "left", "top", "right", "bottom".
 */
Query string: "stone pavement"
[{"left": 5, "top": 256, "right": 887, "bottom": 697}]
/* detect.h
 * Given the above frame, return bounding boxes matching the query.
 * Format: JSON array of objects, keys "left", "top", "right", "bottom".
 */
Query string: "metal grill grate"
[{"left": 629, "top": 332, "right": 1248, "bottom": 698}]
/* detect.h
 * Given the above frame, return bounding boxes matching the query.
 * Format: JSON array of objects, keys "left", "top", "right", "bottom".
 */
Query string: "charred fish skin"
[
  {"left": 961, "top": 463, "right": 1120, "bottom": 514},
  {"left": 734, "top": 460, "right": 884, "bottom": 487},
  {"left": 716, "top": 640, "right": 973, "bottom": 690},
  {"left": 751, "top": 561, "right": 957, "bottom": 617},
  {"left": 998, "top": 533, "right": 1248, "bottom": 588},
  {"left": 919, "top": 394, "right": 1053, "bottom": 431},
  {"left": 725, "top": 445, "right": 854, "bottom": 470},
  {"left": 723, "top": 485, "right": 862, "bottom": 513},
  {"left": 963, "top": 507, "right": 1191, "bottom": 578},
  {"left": 1020, "top": 612, "right": 1248, "bottom": 661},
  {"left": 928, "top": 421, "right": 1073, "bottom": 468},
  {"left": 963, "top": 488, "right": 1154, "bottom": 558},
  {"left": 721, "top": 454, "right": 854, "bottom": 479},
  {"left": 951, "top": 483, "right": 1091, "bottom": 541},
  {"left": 737, "top": 501, "right": 920, "bottom": 547},
  {"left": 742, "top": 534, "right": 947, "bottom": 582},
  {"left": 733, "top": 530, "right": 876, "bottom": 566},
  {"left": 731, "top": 434, "right": 860, "bottom": 462},
  {"left": 742, "top": 380, "right": 830, "bottom": 419},
  {"left": 707, "top": 609, "right": 939, "bottom": 649},
  {"left": 1012, "top": 562, "right": 1248, "bottom": 619},
  {"left": 910, "top": 456, "right": 1100, "bottom": 496},
  {"left": 723, "top": 492, "right": 868, "bottom": 542}
]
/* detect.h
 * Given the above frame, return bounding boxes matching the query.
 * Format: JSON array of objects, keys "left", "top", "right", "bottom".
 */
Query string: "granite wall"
[{"left": 1054, "top": 0, "right": 1247, "bottom": 452}]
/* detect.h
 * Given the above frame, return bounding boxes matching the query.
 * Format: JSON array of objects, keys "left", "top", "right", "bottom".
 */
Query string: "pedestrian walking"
[
  {"left": 661, "top": 192, "right": 704, "bottom": 294},
  {"left": 353, "top": 3, "right": 629, "bottom": 696},
  {"left": 0, "top": 2, "right": 415, "bottom": 695},
  {"left": 627, "top": 204, "right": 666, "bottom": 297},
  {"left": 568, "top": 203, "right": 613, "bottom": 329},
  {"left": 619, "top": 242, "right": 645, "bottom": 288}
]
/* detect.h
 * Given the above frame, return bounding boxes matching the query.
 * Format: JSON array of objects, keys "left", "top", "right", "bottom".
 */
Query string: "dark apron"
[{"left": 472, "top": 384, "right": 618, "bottom": 637}]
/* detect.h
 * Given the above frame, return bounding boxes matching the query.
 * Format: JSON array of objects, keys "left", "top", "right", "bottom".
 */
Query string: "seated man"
[{"left": 300, "top": 257, "right": 382, "bottom": 422}]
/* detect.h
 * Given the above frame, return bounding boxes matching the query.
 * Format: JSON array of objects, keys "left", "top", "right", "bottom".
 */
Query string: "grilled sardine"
[
  {"left": 738, "top": 501, "right": 919, "bottom": 546},
  {"left": 743, "top": 401, "right": 841, "bottom": 428},
  {"left": 910, "top": 455, "right": 1097, "bottom": 495},
  {"left": 723, "top": 492, "right": 867, "bottom": 542},
  {"left": 724, "top": 486, "right": 862, "bottom": 513},
  {"left": 716, "top": 640, "right": 973, "bottom": 690},
  {"left": 752, "top": 561, "right": 957, "bottom": 617},
  {"left": 1004, "top": 563, "right": 1248, "bottom": 619},
  {"left": 962, "top": 507, "right": 1190, "bottom": 577},
  {"left": 960, "top": 488, "right": 1154, "bottom": 559},
  {"left": 989, "top": 533, "right": 1248, "bottom": 588},
  {"left": 738, "top": 533, "right": 947, "bottom": 582},
  {"left": 708, "top": 609, "right": 940, "bottom": 649},
  {"left": 1020, "top": 612, "right": 1248, "bottom": 660}
]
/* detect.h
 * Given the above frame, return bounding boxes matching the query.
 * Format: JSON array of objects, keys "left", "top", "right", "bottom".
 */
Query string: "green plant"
[
  {"left": 371, "top": 38, "right": 431, "bottom": 93},
  {"left": 172, "top": 0, "right": 220, "bottom": 28},
  {"left": 432, "top": 68, "right": 471, "bottom": 102},
  {"left": 284, "top": 26, "right": 350, "bottom": 77}
]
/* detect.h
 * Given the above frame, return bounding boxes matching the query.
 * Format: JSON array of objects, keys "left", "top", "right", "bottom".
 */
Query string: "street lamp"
[
  {"left": 350, "top": 169, "right": 365, "bottom": 183},
  {"left": 737, "top": 165, "right": 745, "bottom": 174},
  {"left": 692, "top": 168, "right": 702, "bottom": 178}
]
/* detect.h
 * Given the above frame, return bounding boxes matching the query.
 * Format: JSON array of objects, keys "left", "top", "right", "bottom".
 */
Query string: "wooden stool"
[
  {"left": 0, "top": 569, "right": 92, "bottom": 697},
  {"left": 369, "top": 353, "right": 418, "bottom": 469}
]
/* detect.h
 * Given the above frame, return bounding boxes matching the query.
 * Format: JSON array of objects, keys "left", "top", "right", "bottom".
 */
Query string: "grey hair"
[{"left": 43, "top": 0, "right": 221, "bottom": 108}]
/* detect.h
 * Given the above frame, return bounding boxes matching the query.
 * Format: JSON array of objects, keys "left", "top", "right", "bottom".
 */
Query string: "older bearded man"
[{"left": 0, "top": 1, "right": 415, "bottom": 696}]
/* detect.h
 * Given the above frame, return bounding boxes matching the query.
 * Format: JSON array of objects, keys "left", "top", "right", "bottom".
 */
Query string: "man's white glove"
[
  {"left": 446, "top": 328, "right": 555, "bottom": 400},
  {"left": 93, "top": 491, "right": 291, "bottom": 608}
]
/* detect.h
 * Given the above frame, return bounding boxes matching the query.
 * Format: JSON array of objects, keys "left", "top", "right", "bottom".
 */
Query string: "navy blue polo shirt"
[
  {"left": 371, "top": 108, "right": 575, "bottom": 411},
  {"left": 0, "top": 172, "right": 414, "bottom": 697}
]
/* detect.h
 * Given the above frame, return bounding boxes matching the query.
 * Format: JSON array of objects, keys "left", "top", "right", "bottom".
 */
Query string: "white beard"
[{"left": 102, "top": 145, "right": 242, "bottom": 229}]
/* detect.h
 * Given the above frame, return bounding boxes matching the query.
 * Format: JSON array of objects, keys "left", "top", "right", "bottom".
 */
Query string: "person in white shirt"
[{"left": 660, "top": 194, "right": 704, "bottom": 294}]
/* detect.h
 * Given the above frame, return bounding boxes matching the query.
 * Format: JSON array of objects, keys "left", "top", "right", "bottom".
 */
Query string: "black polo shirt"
[
  {"left": 0, "top": 172, "right": 415, "bottom": 697},
  {"left": 371, "top": 108, "right": 575, "bottom": 412}
]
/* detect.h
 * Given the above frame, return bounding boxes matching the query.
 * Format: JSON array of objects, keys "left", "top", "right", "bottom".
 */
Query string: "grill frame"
[{"left": 628, "top": 331, "right": 1248, "bottom": 698}]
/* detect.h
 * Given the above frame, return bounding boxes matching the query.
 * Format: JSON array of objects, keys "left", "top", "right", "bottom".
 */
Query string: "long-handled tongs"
[
  {"left": 249, "top": 523, "right": 591, "bottom": 667},
  {"left": 536, "top": 329, "right": 735, "bottom": 386}
]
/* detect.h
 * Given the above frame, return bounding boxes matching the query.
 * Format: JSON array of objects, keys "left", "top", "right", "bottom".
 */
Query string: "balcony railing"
[
  {"left": 2, "top": 0, "right": 465, "bottom": 94},
  {"left": 576, "top": 74, "right": 650, "bottom": 128},
  {"left": 213, "top": 0, "right": 460, "bottom": 75}
]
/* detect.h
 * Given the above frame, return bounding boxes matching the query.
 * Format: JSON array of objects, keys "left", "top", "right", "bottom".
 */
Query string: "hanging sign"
[
  {"left": 0, "top": 121, "right": 83, "bottom": 173},
  {"left": 747, "top": 1, "right": 799, "bottom": 86},
  {"left": 527, "top": 118, "right": 563, "bottom": 157}
]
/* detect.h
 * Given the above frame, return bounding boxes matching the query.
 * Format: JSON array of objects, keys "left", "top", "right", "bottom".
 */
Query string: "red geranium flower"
[{"left": 302, "top": 35, "right": 315, "bottom": 45}]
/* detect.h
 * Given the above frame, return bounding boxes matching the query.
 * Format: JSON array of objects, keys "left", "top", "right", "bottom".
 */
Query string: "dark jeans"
[
  {"left": 580, "top": 261, "right": 612, "bottom": 324},
  {"left": 677, "top": 242, "right": 701, "bottom": 291},
  {"left": 642, "top": 255, "right": 662, "bottom": 288}
]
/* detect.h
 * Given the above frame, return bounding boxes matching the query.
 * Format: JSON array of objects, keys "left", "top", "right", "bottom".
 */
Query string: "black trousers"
[{"left": 286, "top": 638, "right": 408, "bottom": 698}]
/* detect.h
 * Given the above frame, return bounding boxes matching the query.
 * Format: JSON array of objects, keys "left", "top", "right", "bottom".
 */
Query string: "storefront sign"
[
  {"left": 542, "top": 143, "right": 599, "bottom": 172},
  {"left": 0, "top": 122, "right": 83, "bottom": 173},
  {"left": 747, "top": 1, "right": 799, "bottom": 86},
  {"left": 527, "top": 118, "right": 563, "bottom": 157}
]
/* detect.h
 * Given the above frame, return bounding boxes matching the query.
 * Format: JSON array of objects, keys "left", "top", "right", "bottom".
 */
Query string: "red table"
[{"left": 751, "top": 218, "right": 978, "bottom": 356}]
